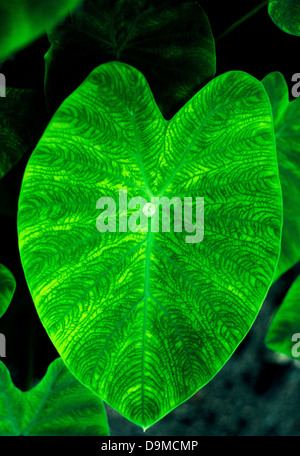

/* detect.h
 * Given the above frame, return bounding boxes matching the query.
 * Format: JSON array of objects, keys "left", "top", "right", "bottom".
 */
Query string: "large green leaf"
[
  {"left": 18, "top": 62, "right": 282, "bottom": 428},
  {"left": 44, "top": 0, "right": 216, "bottom": 118},
  {"left": 0, "top": 358, "right": 109, "bottom": 435},
  {"left": 265, "top": 274, "right": 300, "bottom": 359},
  {"left": 0, "top": 264, "right": 15, "bottom": 318},
  {"left": 268, "top": 0, "right": 300, "bottom": 36},
  {"left": 0, "top": 0, "right": 82, "bottom": 60},
  {"left": 0, "top": 88, "right": 47, "bottom": 180},
  {"left": 262, "top": 72, "right": 300, "bottom": 281}
]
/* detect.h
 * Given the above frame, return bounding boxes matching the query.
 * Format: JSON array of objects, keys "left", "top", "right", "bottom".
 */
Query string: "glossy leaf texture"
[
  {"left": 0, "top": 0, "right": 82, "bottom": 60},
  {"left": 0, "top": 88, "right": 47, "bottom": 180},
  {"left": 44, "top": 0, "right": 216, "bottom": 118},
  {"left": 0, "top": 358, "right": 109, "bottom": 436},
  {"left": 262, "top": 72, "right": 300, "bottom": 281},
  {"left": 0, "top": 264, "right": 15, "bottom": 318},
  {"left": 268, "top": 0, "right": 300, "bottom": 36},
  {"left": 18, "top": 62, "right": 282, "bottom": 428},
  {"left": 265, "top": 274, "right": 300, "bottom": 359}
]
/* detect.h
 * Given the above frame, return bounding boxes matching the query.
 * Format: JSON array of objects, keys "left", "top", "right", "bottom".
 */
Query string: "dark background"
[{"left": 0, "top": 0, "right": 300, "bottom": 436}]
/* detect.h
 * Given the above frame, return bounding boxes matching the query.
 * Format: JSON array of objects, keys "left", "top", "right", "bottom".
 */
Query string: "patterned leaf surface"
[
  {"left": 0, "top": 88, "right": 47, "bottom": 180},
  {"left": 262, "top": 72, "right": 300, "bottom": 281},
  {"left": 0, "top": 264, "right": 15, "bottom": 318},
  {"left": 44, "top": 0, "right": 216, "bottom": 118},
  {"left": 268, "top": 0, "right": 300, "bottom": 36},
  {"left": 0, "top": 358, "right": 109, "bottom": 436},
  {"left": 18, "top": 62, "right": 282, "bottom": 428},
  {"left": 0, "top": 0, "right": 81, "bottom": 60},
  {"left": 265, "top": 274, "right": 300, "bottom": 359}
]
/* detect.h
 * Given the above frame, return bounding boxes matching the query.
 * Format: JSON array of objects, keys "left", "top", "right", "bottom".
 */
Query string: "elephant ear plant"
[
  {"left": 44, "top": 0, "right": 216, "bottom": 118},
  {"left": 268, "top": 0, "right": 300, "bottom": 36},
  {"left": 262, "top": 72, "right": 300, "bottom": 281},
  {"left": 262, "top": 72, "right": 300, "bottom": 361},
  {"left": 265, "top": 274, "right": 300, "bottom": 359},
  {"left": 0, "top": 264, "right": 15, "bottom": 318},
  {"left": 0, "top": 0, "right": 82, "bottom": 60},
  {"left": 17, "top": 62, "right": 282, "bottom": 428},
  {"left": 3, "top": 0, "right": 300, "bottom": 436},
  {"left": 0, "top": 358, "right": 109, "bottom": 436}
]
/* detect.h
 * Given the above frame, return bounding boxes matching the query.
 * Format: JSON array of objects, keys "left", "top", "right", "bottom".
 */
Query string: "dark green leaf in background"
[
  {"left": 262, "top": 72, "right": 300, "bottom": 281},
  {"left": 0, "top": 0, "right": 82, "bottom": 60},
  {"left": 0, "top": 358, "right": 109, "bottom": 435},
  {"left": 44, "top": 0, "right": 216, "bottom": 118},
  {"left": 265, "top": 274, "right": 300, "bottom": 359},
  {"left": 268, "top": 0, "right": 300, "bottom": 36},
  {"left": 0, "top": 264, "right": 15, "bottom": 318},
  {"left": 18, "top": 62, "right": 282, "bottom": 428}
]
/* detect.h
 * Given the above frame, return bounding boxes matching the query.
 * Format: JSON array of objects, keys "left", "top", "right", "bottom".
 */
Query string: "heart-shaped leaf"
[
  {"left": 18, "top": 62, "right": 282, "bottom": 428},
  {"left": 44, "top": 0, "right": 216, "bottom": 118},
  {"left": 0, "top": 264, "right": 16, "bottom": 318},
  {"left": 0, "top": 358, "right": 109, "bottom": 435},
  {"left": 262, "top": 72, "right": 300, "bottom": 281},
  {"left": 268, "top": 0, "right": 300, "bottom": 36},
  {"left": 0, "top": 0, "right": 82, "bottom": 60},
  {"left": 0, "top": 88, "right": 47, "bottom": 180},
  {"left": 265, "top": 274, "right": 300, "bottom": 359}
]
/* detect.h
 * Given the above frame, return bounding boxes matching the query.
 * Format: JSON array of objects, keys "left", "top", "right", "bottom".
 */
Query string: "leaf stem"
[
  {"left": 26, "top": 315, "right": 35, "bottom": 390},
  {"left": 216, "top": 0, "right": 268, "bottom": 42}
]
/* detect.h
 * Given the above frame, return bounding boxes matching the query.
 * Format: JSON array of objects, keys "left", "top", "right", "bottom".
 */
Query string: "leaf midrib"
[{"left": 141, "top": 232, "right": 153, "bottom": 423}]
